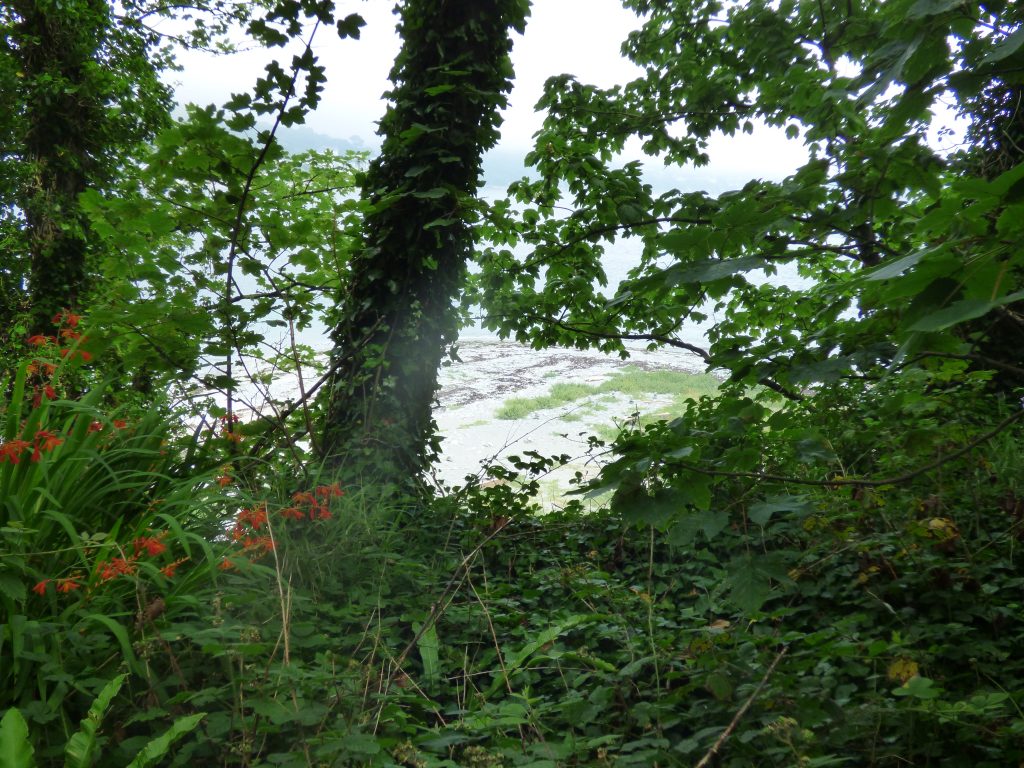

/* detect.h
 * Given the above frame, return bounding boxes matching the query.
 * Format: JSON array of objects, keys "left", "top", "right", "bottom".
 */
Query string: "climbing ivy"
[{"left": 322, "top": 0, "right": 530, "bottom": 492}]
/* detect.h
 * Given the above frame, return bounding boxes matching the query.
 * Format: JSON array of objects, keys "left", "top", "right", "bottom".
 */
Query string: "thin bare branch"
[{"left": 695, "top": 646, "right": 789, "bottom": 768}]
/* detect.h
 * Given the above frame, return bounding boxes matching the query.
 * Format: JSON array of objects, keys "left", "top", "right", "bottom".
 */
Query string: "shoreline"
[{"left": 432, "top": 338, "right": 708, "bottom": 488}]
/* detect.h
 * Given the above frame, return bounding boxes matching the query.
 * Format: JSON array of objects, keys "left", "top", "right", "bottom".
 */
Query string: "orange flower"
[
  {"left": 52, "top": 310, "right": 81, "bottom": 328},
  {"left": 27, "top": 360, "right": 58, "bottom": 376},
  {"left": 242, "top": 535, "right": 274, "bottom": 558},
  {"left": 32, "top": 579, "right": 50, "bottom": 595},
  {"left": 279, "top": 506, "right": 305, "bottom": 520},
  {"left": 0, "top": 440, "right": 31, "bottom": 464},
  {"left": 26, "top": 334, "right": 51, "bottom": 346},
  {"left": 78, "top": 350, "right": 93, "bottom": 363},
  {"left": 96, "top": 557, "right": 136, "bottom": 581},
  {"left": 57, "top": 578, "right": 81, "bottom": 593},
  {"left": 312, "top": 507, "right": 332, "bottom": 521},
  {"left": 35, "top": 430, "right": 63, "bottom": 453},
  {"left": 133, "top": 535, "right": 167, "bottom": 558},
  {"left": 216, "top": 474, "right": 232, "bottom": 488},
  {"left": 315, "top": 483, "right": 344, "bottom": 498},
  {"left": 237, "top": 506, "right": 268, "bottom": 530},
  {"left": 218, "top": 558, "right": 236, "bottom": 571},
  {"left": 160, "top": 558, "right": 188, "bottom": 579},
  {"left": 43, "top": 385, "right": 57, "bottom": 400},
  {"left": 88, "top": 421, "right": 104, "bottom": 432},
  {"left": 113, "top": 419, "right": 127, "bottom": 429}
]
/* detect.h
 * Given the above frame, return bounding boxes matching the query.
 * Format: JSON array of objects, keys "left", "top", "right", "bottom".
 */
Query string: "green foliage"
[
  {"left": 0, "top": 350, "right": 229, "bottom": 761},
  {"left": 473, "top": 0, "right": 1024, "bottom": 405},
  {"left": 0, "top": 0, "right": 279, "bottom": 346},
  {"left": 0, "top": 708, "right": 34, "bottom": 768},
  {"left": 3, "top": 0, "right": 1024, "bottom": 766},
  {"left": 1, "top": 677, "right": 205, "bottom": 768},
  {"left": 81, "top": 109, "right": 364, "bottom": 404}
]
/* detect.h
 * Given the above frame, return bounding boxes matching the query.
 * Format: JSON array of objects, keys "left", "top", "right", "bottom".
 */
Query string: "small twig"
[
  {"left": 695, "top": 646, "right": 789, "bottom": 768},
  {"left": 465, "top": 572, "right": 512, "bottom": 695},
  {"left": 265, "top": 517, "right": 291, "bottom": 666},
  {"left": 286, "top": 315, "right": 320, "bottom": 454},
  {"left": 232, "top": 352, "right": 305, "bottom": 467},
  {"left": 242, "top": 316, "right": 384, "bottom": 459}
]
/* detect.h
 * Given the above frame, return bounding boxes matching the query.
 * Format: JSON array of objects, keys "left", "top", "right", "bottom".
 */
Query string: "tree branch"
[{"left": 695, "top": 646, "right": 789, "bottom": 768}]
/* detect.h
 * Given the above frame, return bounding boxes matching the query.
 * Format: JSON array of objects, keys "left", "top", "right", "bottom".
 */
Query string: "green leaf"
[
  {"left": 64, "top": 674, "right": 127, "bottom": 768},
  {"left": 748, "top": 495, "right": 812, "bottom": 526},
  {"left": 909, "top": 290, "right": 1024, "bottom": 332},
  {"left": 892, "top": 676, "right": 943, "bottom": 700},
  {"left": 414, "top": 622, "right": 441, "bottom": 692},
  {"left": 982, "top": 27, "right": 1024, "bottom": 65},
  {"left": 337, "top": 731, "right": 380, "bottom": 757},
  {"left": 336, "top": 13, "right": 365, "bottom": 40},
  {"left": 663, "top": 255, "right": 764, "bottom": 285},
  {"left": 865, "top": 247, "right": 937, "bottom": 281},
  {"left": 0, "top": 574, "right": 26, "bottom": 603},
  {"left": 0, "top": 708, "right": 35, "bottom": 768},
  {"left": 412, "top": 188, "right": 449, "bottom": 200},
  {"left": 706, "top": 671, "right": 734, "bottom": 701},
  {"left": 497, "top": 615, "right": 594, "bottom": 693},
  {"left": 125, "top": 713, "right": 206, "bottom": 768},
  {"left": 726, "top": 553, "right": 793, "bottom": 614},
  {"left": 727, "top": 560, "right": 772, "bottom": 614},
  {"left": 794, "top": 433, "right": 837, "bottom": 464},
  {"left": 668, "top": 508, "right": 728, "bottom": 546},
  {"left": 908, "top": 0, "right": 965, "bottom": 17}
]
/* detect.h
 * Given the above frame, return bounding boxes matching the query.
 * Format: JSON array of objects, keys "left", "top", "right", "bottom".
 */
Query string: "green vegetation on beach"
[{"left": 495, "top": 367, "right": 721, "bottom": 420}]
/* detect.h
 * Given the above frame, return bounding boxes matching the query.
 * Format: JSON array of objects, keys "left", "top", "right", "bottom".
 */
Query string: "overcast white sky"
[{"left": 166, "top": 0, "right": 809, "bottom": 188}]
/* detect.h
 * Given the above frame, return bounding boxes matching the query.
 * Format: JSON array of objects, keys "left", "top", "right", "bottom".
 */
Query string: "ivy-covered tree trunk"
[
  {"left": 7, "top": 0, "right": 109, "bottom": 333},
  {"left": 322, "top": 0, "right": 528, "bottom": 490},
  {"left": 1, "top": 0, "right": 171, "bottom": 343}
]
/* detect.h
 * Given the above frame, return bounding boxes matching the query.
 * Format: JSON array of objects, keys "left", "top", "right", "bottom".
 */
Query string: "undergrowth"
[{"left": 4, "top": 347, "right": 1024, "bottom": 767}]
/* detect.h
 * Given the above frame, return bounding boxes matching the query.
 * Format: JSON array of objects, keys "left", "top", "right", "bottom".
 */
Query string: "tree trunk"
[
  {"left": 322, "top": 0, "right": 528, "bottom": 492},
  {"left": 9, "top": 0, "right": 111, "bottom": 334}
]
